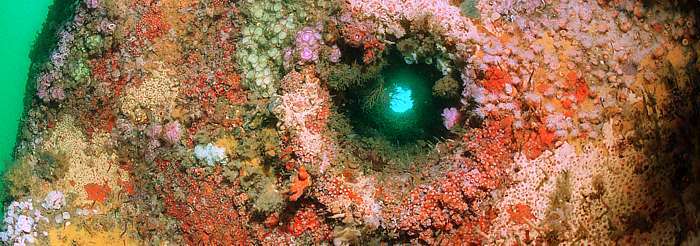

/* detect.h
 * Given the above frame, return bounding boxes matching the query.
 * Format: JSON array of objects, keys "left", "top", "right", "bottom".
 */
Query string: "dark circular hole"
[{"left": 338, "top": 50, "right": 453, "bottom": 145}]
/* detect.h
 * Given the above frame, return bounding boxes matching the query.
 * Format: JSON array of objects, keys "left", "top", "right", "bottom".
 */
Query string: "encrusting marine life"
[{"left": 1, "top": 0, "right": 700, "bottom": 245}]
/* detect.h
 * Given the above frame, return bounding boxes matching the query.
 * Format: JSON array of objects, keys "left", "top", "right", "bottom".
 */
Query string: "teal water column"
[
  {"left": 0, "top": 0, "right": 54, "bottom": 171},
  {"left": 389, "top": 86, "right": 414, "bottom": 113}
]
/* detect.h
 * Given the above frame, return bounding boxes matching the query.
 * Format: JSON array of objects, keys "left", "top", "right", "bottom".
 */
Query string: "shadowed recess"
[{"left": 342, "top": 50, "right": 450, "bottom": 144}]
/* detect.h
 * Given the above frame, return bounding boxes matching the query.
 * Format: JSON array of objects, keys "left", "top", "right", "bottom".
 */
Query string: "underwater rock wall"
[{"left": 2, "top": 0, "right": 700, "bottom": 245}]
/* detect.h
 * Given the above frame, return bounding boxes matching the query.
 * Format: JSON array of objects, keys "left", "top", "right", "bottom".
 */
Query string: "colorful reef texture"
[{"left": 3, "top": 0, "right": 700, "bottom": 245}]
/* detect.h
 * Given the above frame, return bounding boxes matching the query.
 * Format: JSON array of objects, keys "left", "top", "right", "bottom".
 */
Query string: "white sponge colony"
[{"left": 194, "top": 143, "right": 227, "bottom": 166}]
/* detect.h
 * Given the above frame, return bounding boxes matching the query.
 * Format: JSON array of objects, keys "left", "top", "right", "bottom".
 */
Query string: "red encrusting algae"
[
  {"left": 84, "top": 182, "right": 112, "bottom": 203},
  {"left": 289, "top": 166, "right": 312, "bottom": 201},
  {"left": 481, "top": 66, "right": 511, "bottom": 93},
  {"left": 507, "top": 203, "right": 535, "bottom": 225},
  {"left": 163, "top": 166, "right": 252, "bottom": 245}
]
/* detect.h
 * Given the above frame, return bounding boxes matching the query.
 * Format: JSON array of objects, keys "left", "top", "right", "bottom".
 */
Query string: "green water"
[{"left": 0, "top": 1, "right": 53, "bottom": 170}]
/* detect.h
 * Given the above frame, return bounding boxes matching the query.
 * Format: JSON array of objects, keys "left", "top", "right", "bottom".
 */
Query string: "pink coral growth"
[
  {"left": 442, "top": 107, "right": 460, "bottom": 129},
  {"left": 85, "top": 0, "right": 100, "bottom": 9},
  {"left": 146, "top": 124, "right": 163, "bottom": 139},
  {"left": 275, "top": 68, "right": 335, "bottom": 172},
  {"left": 345, "top": 0, "right": 481, "bottom": 57},
  {"left": 49, "top": 87, "right": 66, "bottom": 101},
  {"left": 296, "top": 27, "right": 321, "bottom": 47},
  {"left": 37, "top": 27, "right": 76, "bottom": 103},
  {"left": 338, "top": 19, "right": 384, "bottom": 63},
  {"left": 162, "top": 121, "right": 182, "bottom": 145},
  {"left": 36, "top": 72, "right": 65, "bottom": 103},
  {"left": 299, "top": 47, "right": 317, "bottom": 62},
  {"left": 294, "top": 26, "right": 322, "bottom": 64}
]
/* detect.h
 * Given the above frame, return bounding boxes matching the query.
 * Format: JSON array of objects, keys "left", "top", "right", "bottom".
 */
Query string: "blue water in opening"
[{"left": 389, "top": 86, "right": 413, "bottom": 113}]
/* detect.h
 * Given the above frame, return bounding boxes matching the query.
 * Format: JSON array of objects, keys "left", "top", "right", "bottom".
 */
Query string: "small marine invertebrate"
[
  {"left": 295, "top": 26, "right": 323, "bottom": 64},
  {"left": 341, "top": 22, "right": 369, "bottom": 47},
  {"left": 299, "top": 47, "right": 318, "bottom": 63},
  {"left": 42, "top": 191, "right": 66, "bottom": 210},
  {"left": 274, "top": 68, "right": 335, "bottom": 170},
  {"left": 97, "top": 19, "right": 115, "bottom": 34},
  {"left": 254, "top": 180, "right": 286, "bottom": 213},
  {"left": 84, "top": 35, "right": 104, "bottom": 56},
  {"left": 119, "top": 66, "right": 179, "bottom": 122},
  {"left": 85, "top": 0, "right": 99, "bottom": 9},
  {"left": 362, "top": 37, "right": 385, "bottom": 64},
  {"left": 163, "top": 168, "right": 252, "bottom": 244},
  {"left": 67, "top": 59, "right": 91, "bottom": 86},
  {"left": 145, "top": 123, "right": 162, "bottom": 139},
  {"left": 328, "top": 45, "right": 342, "bottom": 63},
  {"left": 297, "top": 26, "right": 320, "bottom": 46}
]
